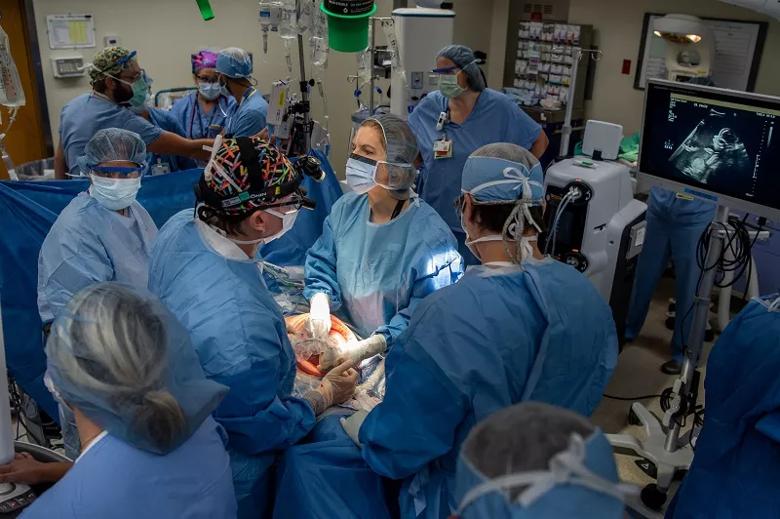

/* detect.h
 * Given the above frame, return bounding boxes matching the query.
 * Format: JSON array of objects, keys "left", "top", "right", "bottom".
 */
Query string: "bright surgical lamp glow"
[{"left": 653, "top": 14, "right": 707, "bottom": 44}]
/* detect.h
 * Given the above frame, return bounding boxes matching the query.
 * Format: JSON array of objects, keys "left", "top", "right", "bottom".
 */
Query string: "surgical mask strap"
[
  {"left": 759, "top": 295, "right": 780, "bottom": 312},
  {"left": 456, "top": 434, "right": 637, "bottom": 515}
]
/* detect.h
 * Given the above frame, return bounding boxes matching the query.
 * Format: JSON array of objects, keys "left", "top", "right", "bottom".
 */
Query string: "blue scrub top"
[
  {"left": 59, "top": 93, "right": 162, "bottom": 176},
  {"left": 37, "top": 192, "right": 157, "bottom": 323},
  {"left": 667, "top": 294, "right": 780, "bottom": 518},
  {"left": 146, "top": 108, "right": 197, "bottom": 174},
  {"left": 359, "top": 259, "right": 618, "bottom": 518},
  {"left": 408, "top": 89, "right": 542, "bottom": 234},
  {"left": 304, "top": 193, "right": 463, "bottom": 346},
  {"left": 170, "top": 92, "right": 235, "bottom": 139},
  {"left": 224, "top": 88, "right": 269, "bottom": 138},
  {"left": 21, "top": 418, "right": 237, "bottom": 519}
]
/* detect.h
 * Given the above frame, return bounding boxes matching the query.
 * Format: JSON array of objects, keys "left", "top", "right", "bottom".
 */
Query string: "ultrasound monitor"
[{"left": 637, "top": 79, "right": 780, "bottom": 221}]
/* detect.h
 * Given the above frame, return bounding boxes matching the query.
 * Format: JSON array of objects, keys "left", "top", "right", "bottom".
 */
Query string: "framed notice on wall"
[
  {"left": 634, "top": 13, "right": 767, "bottom": 92},
  {"left": 46, "top": 14, "right": 96, "bottom": 49}
]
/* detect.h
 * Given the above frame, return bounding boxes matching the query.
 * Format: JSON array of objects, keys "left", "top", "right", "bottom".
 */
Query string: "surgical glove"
[
  {"left": 340, "top": 410, "right": 368, "bottom": 447},
  {"left": 304, "top": 359, "right": 358, "bottom": 415},
  {"left": 320, "top": 334, "right": 387, "bottom": 372},
  {"left": 308, "top": 292, "right": 331, "bottom": 339}
]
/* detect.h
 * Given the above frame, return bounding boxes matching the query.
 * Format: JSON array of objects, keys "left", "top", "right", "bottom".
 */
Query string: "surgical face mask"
[
  {"left": 89, "top": 174, "right": 142, "bottom": 210},
  {"left": 438, "top": 73, "right": 466, "bottom": 99},
  {"left": 346, "top": 154, "right": 378, "bottom": 195},
  {"left": 265, "top": 208, "right": 299, "bottom": 243},
  {"left": 198, "top": 81, "right": 222, "bottom": 101},
  {"left": 129, "top": 92, "right": 153, "bottom": 114},
  {"left": 218, "top": 76, "right": 231, "bottom": 98},
  {"left": 461, "top": 209, "right": 538, "bottom": 263},
  {"left": 111, "top": 73, "right": 151, "bottom": 109}
]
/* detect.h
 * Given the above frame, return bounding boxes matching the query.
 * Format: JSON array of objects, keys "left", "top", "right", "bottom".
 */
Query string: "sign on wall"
[{"left": 46, "top": 14, "right": 96, "bottom": 50}]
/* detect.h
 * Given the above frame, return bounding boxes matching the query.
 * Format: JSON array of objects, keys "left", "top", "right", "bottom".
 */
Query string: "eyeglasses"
[
  {"left": 431, "top": 65, "right": 460, "bottom": 75},
  {"left": 196, "top": 75, "right": 219, "bottom": 83}
]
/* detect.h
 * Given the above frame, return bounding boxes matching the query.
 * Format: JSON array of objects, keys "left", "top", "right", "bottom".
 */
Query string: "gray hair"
[
  {"left": 462, "top": 402, "right": 594, "bottom": 498},
  {"left": 46, "top": 283, "right": 186, "bottom": 451}
]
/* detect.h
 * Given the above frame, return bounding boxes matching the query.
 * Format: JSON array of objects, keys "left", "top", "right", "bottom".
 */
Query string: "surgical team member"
[
  {"left": 170, "top": 49, "right": 235, "bottom": 139},
  {"left": 409, "top": 44, "right": 549, "bottom": 265},
  {"left": 216, "top": 47, "right": 269, "bottom": 138},
  {"left": 625, "top": 188, "right": 716, "bottom": 374},
  {"left": 304, "top": 114, "right": 463, "bottom": 368},
  {"left": 667, "top": 293, "right": 780, "bottom": 518},
  {"left": 148, "top": 136, "right": 357, "bottom": 518},
  {"left": 54, "top": 47, "right": 213, "bottom": 178},
  {"left": 38, "top": 128, "right": 157, "bottom": 459},
  {"left": 453, "top": 402, "right": 633, "bottom": 519},
  {"left": 3, "top": 283, "right": 236, "bottom": 518},
  {"left": 340, "top": 143, "right": 617, "bottom": 518}
]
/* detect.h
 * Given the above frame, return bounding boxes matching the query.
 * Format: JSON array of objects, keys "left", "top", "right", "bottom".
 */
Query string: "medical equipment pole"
[
  {"left": 297, "top": 31, "right": 312, "bottom": 151},
  {"left": 664, "top": 205, "right": 728, "bottom": 450},
  {"left": 369, "top": 17, "right": 376, "bottom": 113},
  {"left": 558, "top": 48, "right": 601, "bottom": 159},
  {"left": 559, "top": 48, "right": 580, "bottom": 158}
]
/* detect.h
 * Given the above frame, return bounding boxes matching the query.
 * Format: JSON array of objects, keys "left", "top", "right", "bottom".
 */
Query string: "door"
[{"left": 0, "top": 0, "right": 51, "bottom": 179}]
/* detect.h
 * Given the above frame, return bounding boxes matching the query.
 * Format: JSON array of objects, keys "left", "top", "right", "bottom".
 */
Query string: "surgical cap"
[
  {"left": 437, "top": 44, "right": 486, "bottom": 92},
  {"left": 192, "top": 49, "right": 219, "bottom": 74},
  {"left": 362, "top": 114, "right": 419, "bottom": 199},
  {"left": 197, "top": 135, "right": 302, "bottom": 216},
  {"left": 462, "top": 143, "right": 544, "bottom": 204},
  {"left": 45, "top": 283, "right": 228, "bottom": 455},
  {"left": 455, "top": 402, "right": 632, "bottom": 519},
  {"left": 89, "top": 46, "right": 136, "bottom": 84},
  {"left": 76, "top": 128, "right": 148, "bottom": 173},
  {"left": 216, "top": 47, "right": 253, "bottom": 79}
]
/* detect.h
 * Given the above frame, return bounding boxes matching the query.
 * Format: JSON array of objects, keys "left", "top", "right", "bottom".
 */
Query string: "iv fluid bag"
[{"left": 0, "top": 26, "right": 25, "bottom": 108}]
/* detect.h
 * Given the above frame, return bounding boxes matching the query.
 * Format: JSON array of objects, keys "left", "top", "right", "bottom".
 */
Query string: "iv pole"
[{"left": 559, "top": 48, "right": 601, "bottom": 158}]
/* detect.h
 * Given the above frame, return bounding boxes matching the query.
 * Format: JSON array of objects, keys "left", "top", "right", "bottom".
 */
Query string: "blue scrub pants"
[{"left": 625, "top": 207, "right": 712, "bottom": 360}]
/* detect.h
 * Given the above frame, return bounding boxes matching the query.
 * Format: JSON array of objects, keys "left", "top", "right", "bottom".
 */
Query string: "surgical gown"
[
  {"left": 145, "top": 108, "right": 197, "bottom": 174},
  {"left": 148, "top": 210, "right": 315, "bottom": 518},
  {"left": 666, "top": 294, "right": 780, "bottom": 518},
  {"left": 21, "top": 418, "right": 237, "bottom": 519},
  {"left": 37, "top": 192, "right": 158, "bottom": 324},
  {"left": 224, "top": 88, "right": 269, "bottom": 138},
  {"left": 170, "top": 91, "right": 235, "bottom": 139},
  {"left": 408, "top": 89, "right": 541, "bottom": 263},
  {"left": 304, "top": 193, "right": 463, "bottom": 346},
  {"left": 625, "top": 187, "right": 716, "bottom": 360},
  {"left": 277, "top": 259, "right": 618, "bottom": 519},
  {"left": 59, "top": 93, "right": 162, "bottom": 176}
]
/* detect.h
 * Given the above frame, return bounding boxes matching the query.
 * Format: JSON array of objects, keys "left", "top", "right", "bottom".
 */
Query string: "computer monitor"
[{"left": 637, "top": 79, "right": 780, "bottom": 221}]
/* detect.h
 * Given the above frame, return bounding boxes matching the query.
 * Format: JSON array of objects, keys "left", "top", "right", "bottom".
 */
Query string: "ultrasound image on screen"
[
  {"left": 668, "top": 115, "right": 752, "bottom": 186},
  {"left": 641, "top": 83, "right": 780, "bottom": 213}
]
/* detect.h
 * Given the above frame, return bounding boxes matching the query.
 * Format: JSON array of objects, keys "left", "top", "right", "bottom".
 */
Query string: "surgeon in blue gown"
[
  {"left": 454, "top": 402, "right": 633, "bottom": 519},
  {"left": 408, "top": 44, "right": 548, "bottom": 265},
  {"left": 54, "top": 46, "right": 213, "bottom": 179},
  {"left": 148, "top": 136, "right": 357, "bottom": 518},
  {"left": 170, "top": 49, "right": 235, "bottom": 140},
  {"left": 275, "top": 143, "right": 617, "bottom": 519},
  {"left": 303, "top": 113, "right": 463, "bottom": 369},
  {"left": 625, "top": 188, "right": 716, "bottom": 374},
  {"left": 38, "top": 128, "right": 157, "bottom": 326},
  {"left": 1, "top": 283, "right": 236, "bottom": 519},
  {"left": 38, "top": 128, "right": 158, "bottom": 460},
  {"left": 215, "top": 47, "right": 269, "bottom": 138},
  {"left": 666, "top": 293, "right": 780, "bottom": 518}
]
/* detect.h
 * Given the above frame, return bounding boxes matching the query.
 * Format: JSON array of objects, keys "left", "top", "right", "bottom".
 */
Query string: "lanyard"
[{"left": 189, "top": 94, "right": 221, "bottom": 139}]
